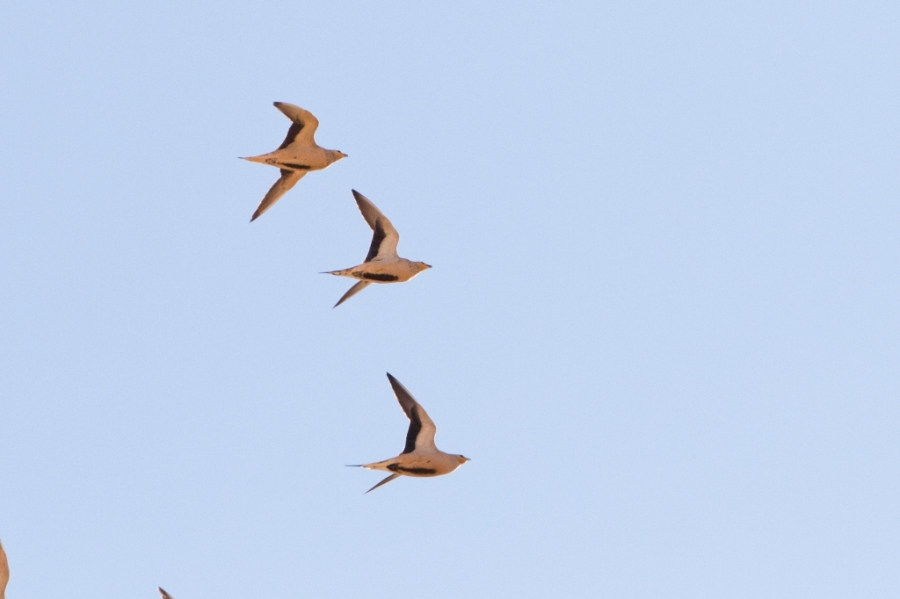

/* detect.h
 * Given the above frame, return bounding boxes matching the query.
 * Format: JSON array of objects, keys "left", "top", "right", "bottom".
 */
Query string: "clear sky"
[{"left": 1, "top": 2, "right": 898, "bottom": 598}]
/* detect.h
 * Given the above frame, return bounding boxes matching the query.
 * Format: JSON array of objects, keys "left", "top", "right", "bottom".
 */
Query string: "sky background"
[{"left": 1, "top": 1, "right": 899, "bottom": 597}]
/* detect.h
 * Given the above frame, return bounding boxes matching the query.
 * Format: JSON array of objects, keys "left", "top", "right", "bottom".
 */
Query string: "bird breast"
[
  {"left": 393, "top": 452, "right": 463, "bottom": 477},
  {"left": 278, "top": 146, "right": 330, "bottom": 169}
]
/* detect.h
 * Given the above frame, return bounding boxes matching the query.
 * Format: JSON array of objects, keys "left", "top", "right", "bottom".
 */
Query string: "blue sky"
[{"left": 1, "top": 2, "right": 898, "bottom": 597}]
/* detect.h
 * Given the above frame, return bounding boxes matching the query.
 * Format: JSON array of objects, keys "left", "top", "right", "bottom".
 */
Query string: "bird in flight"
[
  {"left": 324, "top": 190, "right": 431, "bottom": 307},
  {"left": 350, "top": 373, "right": 469, "bottom": 493},
  {"left": 0, "top": 539, "right": 8, "bottom": 599},
  {"left": 242, "top": 102, "right": 347, "bottom": 222}
]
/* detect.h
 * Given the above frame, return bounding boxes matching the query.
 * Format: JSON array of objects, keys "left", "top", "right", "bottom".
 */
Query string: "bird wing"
[
  {"left": 353, "top": 190, "right": 400, "bottom": 262},
  {"left": 386, "top": 373, "right": 437, "bottom": 453},
  {"left": 366, "top": 472, "right": 401, "bottom": 493},
  {"left": 158, "top": 588, "right": 174, "bottom": 599},
  {"left": 250, "top": 169, "right": 306, "bottom": 221},
  {"left": 333, "top": 281, "right": 371, "bottom": 308},
  {"left": 352, "top": 189, "right": 384, "bottom": 229},
  {"left": 273, "top": 102, "right": 319, "bottom": 147},
  {"left": 365, "top": 218, "right": 400, "bottom": 262},
  {"left": 0, "top": 540, "right": 8, "bottom": 599}
]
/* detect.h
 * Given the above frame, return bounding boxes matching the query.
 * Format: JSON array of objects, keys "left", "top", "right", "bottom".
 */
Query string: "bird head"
[{"left": 327, "top": 150, "right": 348, "bottom": 164}]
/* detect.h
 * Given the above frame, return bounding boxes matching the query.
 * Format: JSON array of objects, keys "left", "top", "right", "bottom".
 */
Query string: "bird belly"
[
  {"left": 346, "top": 261, "right": 411, "bottom": 283},
  {"left": 367, "top": 453, "right": 458, "bottom": 477},
  {"left": 271, "top": 147, "right": 329, "bottom": 170}
]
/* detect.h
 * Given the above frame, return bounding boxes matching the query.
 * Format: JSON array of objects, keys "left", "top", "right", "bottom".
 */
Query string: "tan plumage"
[
  {"left": 242, "top": 102, "right": 346, "bottom": 221},
  {"left": 324, "top": 190, "right": 431, "bottom": 307},
  {"left": 0, "top": 540, "right": 9, "bottom": 599},
  {"left": 350, "top": 374, "right": 469, "bottom": 493}
]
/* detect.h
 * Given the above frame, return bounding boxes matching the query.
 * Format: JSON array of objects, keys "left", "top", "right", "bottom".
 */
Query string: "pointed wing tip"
[
  {"left": 352, "top": 189, "right": 374, "bottom": 210},
  {"left": 387, "top": 372, "right": 407, "bottom": 390},
  {"left": 365, "top": 472, "right": 401, "bottom": 493},
  {"left": 333, "top": 280, "right": 370, "bottom": 308}
]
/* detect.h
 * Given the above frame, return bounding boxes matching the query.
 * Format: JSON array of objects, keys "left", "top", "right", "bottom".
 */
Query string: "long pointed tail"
[{"left": 240, "top": 154, "right": 272, "bottom": 165}]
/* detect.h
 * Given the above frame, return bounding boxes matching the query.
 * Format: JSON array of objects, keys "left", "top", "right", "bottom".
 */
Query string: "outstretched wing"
[
  {"left": 365, "top": 218, "right": 400, "bottom": 262},
  {"left": 366, "top": 472, "right": 401, "bottom": 493},
  {"left": 386, "top": 373, "right": 437, "bottom": 453},
  {"left": 273, "top": 102, "right": 320, "bottom": 147},
  {"left": 333, "top": 281, "right": 371, "bottom": 308},
  {"left": 250, "top": 169, "right": 306, "bottom": 221},
  {"left": 352, "top": 191, "right": 399, "bottom": 261},
  {"left": 352, "top": 189, "right": 385, "bottom": 229}
]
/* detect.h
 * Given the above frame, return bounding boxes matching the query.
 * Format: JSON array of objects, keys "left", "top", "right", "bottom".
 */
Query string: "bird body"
[
  {"left": 326, "top": 190, "right": 431, "bottom": 307},
  {"left": 0, "top": 540, "right": 9, "bottom": 599},
  {"left": 242, "top": 102, "right": 346, "bottom": 221},
  {"left": 352, "top": 373, "right": 468, "bottom": 493},
  {"left": 325, "top": 260, "right": 426, "bottom": 283},
  {"left": 243, "top": 144, "right": 342, "bottom": 171},
  {"left": 360, "top": 452, "right": 468, "bottom": 478}
]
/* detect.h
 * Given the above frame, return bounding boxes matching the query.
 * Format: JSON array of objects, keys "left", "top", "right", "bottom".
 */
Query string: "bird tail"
[{"left": 240, "top": 154, "right": 272, "bottom": 165}]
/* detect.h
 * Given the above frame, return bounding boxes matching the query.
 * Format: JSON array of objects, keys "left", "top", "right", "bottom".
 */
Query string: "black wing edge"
[
  {"left": 386, "top": 373, "right": 421, "bottom": 454},
  {"left": 277, "top": 122, "right": 304, "bottom": 150},
  {"left": 365, "top": 219, "right": 387, "bottom": 262}
]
